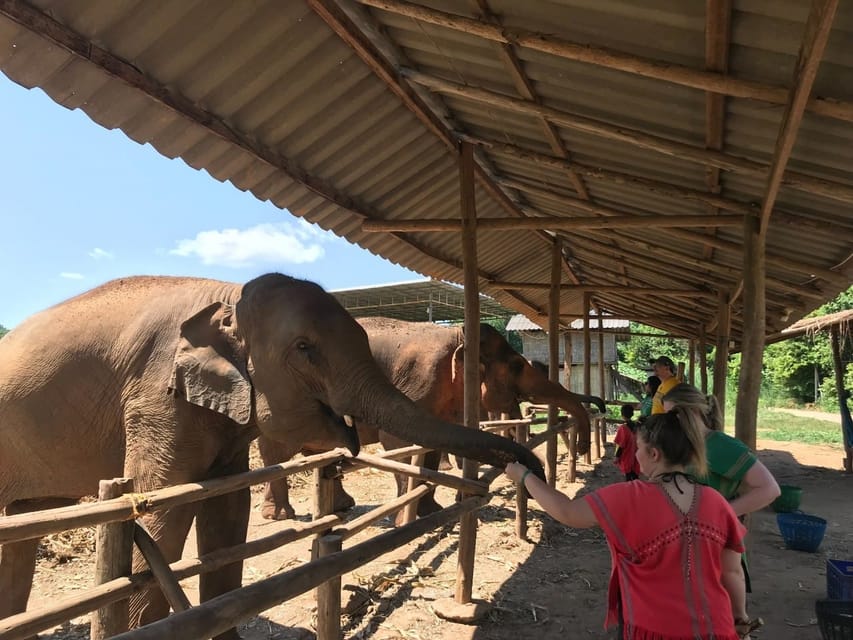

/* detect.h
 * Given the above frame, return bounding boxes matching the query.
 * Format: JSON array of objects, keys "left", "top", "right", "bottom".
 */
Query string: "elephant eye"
[{"left": 296, "top": 340, "right": 311, "bottom": 352}]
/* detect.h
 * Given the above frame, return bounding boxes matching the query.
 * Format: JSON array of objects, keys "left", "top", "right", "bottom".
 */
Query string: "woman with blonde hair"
[
  {"left": 506, "top": 409, "right": 746, "bottom": 639},
  {"left": 662, "top": 382, "right": 780, "bottom": 638}
]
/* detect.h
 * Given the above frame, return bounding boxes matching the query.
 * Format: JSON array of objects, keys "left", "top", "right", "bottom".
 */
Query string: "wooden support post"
[
  {"left": 713, "top": 290, "right": 731, "bottom": 424},
  {"left": 735, "top": 215, "right": 765, "bottom": 450},
  {"left": 315, "top": 534, "right": 343, "bottom": 640},
  {"left": 515, "top": 421, "right": 530, "bottom": 540},
  {"left": 688, "top": 339, "right": 696, "bottom": 386},
  {"left": 400, "top": 453, "right": 427, "bottom": 524},
  {"left": 563, "top": 332, "right": 572, "bottom": 390},
  {"left": 594, "top": 416, "right": 602, "bottom": 460},
  {"left": 91, "top": 478, "right": 135, "bottom": 640},
  {"left": 132, "top": 523, "right": 191, "bottom": 613},
  {"left": 699, "top": 325, "right": 709, "bottom": 393},
  {"left": 457, "top": 140, "right": 480, "bottom": 606},
  {"left": 547, "top": 239, "right": 561, "bottom": 487},
  {"left": 312, "top": 466, "right": 337, "bottom": 561}
]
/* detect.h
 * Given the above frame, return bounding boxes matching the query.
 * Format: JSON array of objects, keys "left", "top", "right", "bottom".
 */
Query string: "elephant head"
[
  {"left": 476, "top": 324, "right": 605, "bottom": 455},
  {"left": 170, "top": 274, "right": 544, "bottom": 477}
]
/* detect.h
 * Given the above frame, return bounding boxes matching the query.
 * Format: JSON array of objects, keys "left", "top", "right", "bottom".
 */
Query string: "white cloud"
[
  {"left": 170, "top": 221, "right": 327, "bottom": 268},
  {"left": 88, "top": 248, "right": 114, "bottom": 260},
  {"left": 60, "top": 272, "right": 84, "bottom": 280}
]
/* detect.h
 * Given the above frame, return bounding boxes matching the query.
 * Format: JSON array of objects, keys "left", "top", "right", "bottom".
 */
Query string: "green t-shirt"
[{"left": 694, "top": 431, "right": 757, "bottom": 500}]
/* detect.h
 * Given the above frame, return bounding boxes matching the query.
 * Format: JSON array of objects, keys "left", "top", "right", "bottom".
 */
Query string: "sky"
[{"left": 0, "top": 74, "right": 420, "bottom": 330}]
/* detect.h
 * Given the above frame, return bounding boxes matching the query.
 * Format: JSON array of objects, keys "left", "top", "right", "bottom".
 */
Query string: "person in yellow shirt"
[{"left": 650, "top": 355, "right": 679, "bottom": 414}]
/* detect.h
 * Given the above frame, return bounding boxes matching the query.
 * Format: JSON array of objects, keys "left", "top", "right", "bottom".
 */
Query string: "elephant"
[
  {"left": 0, "top": 274, "right": 543, "bottom": 639},
  {"left": 258, "top": 317, "right": 605, "bottom": 523}
]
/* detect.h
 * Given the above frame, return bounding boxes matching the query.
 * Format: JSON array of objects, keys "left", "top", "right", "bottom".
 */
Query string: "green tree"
[
  {"left": 0, "top": 324, "right": 7, "bottom": 340},
  {"left": 616, "top": 322, "right": 694, "bottom": 382}
]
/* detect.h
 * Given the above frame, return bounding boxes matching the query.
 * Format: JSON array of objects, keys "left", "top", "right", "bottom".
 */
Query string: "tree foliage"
[{"left": 0, "top": 324, "right": 7, "bottom": 340}]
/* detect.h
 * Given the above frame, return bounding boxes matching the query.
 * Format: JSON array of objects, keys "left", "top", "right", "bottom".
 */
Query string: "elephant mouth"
[{"left": 317, "top": 400, "right": 360, "bottom": 456}]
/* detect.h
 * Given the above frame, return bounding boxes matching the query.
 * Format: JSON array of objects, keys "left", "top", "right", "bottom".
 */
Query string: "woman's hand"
[{"left": 505, "top": 462, "right": 528, "bottom": 484}]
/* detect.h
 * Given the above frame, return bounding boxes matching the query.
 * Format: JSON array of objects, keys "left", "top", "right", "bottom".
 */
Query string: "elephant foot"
[
  {"left": 260, "top": 501, "right": 296, "bottom": 521},
  {"left": 332, "top": 488, "right": 356, "bottom": 513},
  {"left": 416, "top": 495, "right": 443, "bottom": 518}
]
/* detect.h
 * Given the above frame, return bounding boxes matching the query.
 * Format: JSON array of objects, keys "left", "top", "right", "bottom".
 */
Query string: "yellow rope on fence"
[{"left": 128, "top": 493, "right": 150, "bottom": 518}]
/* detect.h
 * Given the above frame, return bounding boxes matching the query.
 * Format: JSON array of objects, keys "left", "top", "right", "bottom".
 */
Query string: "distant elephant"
[
  {"left": 0, "top": 274, "right": 543, "bottom": 640},
  {"left": 258, "top": 317, "right": 604, "bottom": 522}
]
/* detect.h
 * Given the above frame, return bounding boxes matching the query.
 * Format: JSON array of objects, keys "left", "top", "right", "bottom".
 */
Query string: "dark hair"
[
  {"left": 620, "top": 404, "right": 634, "bottom": 420},
  {"left": 646, "top": 375, "right": 661, "bottom": 395},
  {"left": 638, "top": 409, "right": 707, "bottom": 476}
]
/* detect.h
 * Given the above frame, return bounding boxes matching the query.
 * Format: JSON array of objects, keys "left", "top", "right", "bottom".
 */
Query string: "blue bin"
[
  {"left": 777, "top": 512, "right": 827, "bottom": 553},
  {"left": 828, "top": 560, "right": 853, "bottom": 600}
]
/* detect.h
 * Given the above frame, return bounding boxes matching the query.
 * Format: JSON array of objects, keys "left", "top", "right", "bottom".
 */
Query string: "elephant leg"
[
  {"left": 258, "top": 437, "right": 299, "bottom": 521},
  {"left": 330, "top": 477, "right": 356, "bottom": 512},
  {"left": 0, "top": 497, "right": 77, "bottom": 635},
  {"left": 129, "top": 504, "right": 197, "bottom": 630},
  {"left": 195, "top": 462, "right": 251, "bottom": 640},
  {"left": 261, "top": 479, "right": 295, "bottom": 521}
]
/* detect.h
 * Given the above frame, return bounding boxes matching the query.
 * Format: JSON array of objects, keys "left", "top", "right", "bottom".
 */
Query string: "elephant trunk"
[{"left": 339, "top": 369, "right": 545, "bottom": 480}]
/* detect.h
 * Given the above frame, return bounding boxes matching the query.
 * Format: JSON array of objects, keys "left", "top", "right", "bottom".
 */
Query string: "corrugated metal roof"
[
  {"left": 332, "top": 278, "right": 514, "bottom": 322},
  {"left": 1, "top": 0, "right": 851, "bottom": 345},
  {"left": 506, "top": 313, "right": 630, "bottom": 332}
]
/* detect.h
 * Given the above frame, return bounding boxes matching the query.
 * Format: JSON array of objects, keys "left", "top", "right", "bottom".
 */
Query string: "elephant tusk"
[{"left": 343, "top": 414, "right": 355, "bottom": 428}]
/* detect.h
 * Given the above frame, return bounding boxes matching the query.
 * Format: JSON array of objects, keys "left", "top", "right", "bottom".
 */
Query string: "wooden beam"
[
  {"left": 488, "top": 283, "right": 714, "bottom": 296},
  {"left": 494, "top": 175, "right": 848, "bottom": 286},
  {"left": 357, "top": 0, "right": 853, "bottom": 122},
  {"left": 309, "top": 0, "right": 583, "bottom": 294},
  {"left": 362, "top": 214, "right": 745, "bottom": 232},
  {"left": 757, "top": 0, "right": 839, "bottom": 237},
  {"left": 472, "top": 0, "right": 590, "bottom": 200},
  {"left": 404, "top": 69, "right": 853, "bottom": 204},
  {"left": 547, "top": 239, "right": 561, "bottom": 485}
]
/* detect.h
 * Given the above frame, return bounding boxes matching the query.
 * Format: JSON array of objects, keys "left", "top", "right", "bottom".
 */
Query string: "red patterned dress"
[{"left": 585, "top": 479, "right": 745, "bottom": 639}]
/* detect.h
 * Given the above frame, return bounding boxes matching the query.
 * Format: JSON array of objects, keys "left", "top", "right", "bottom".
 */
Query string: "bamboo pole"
[
  {"left": 699, "top": 325, "right": 709, "bottom": 394},
  {"left": 91, "top": 478, "right": 134, "bottom": 640},
  {"left": 0, "top": 451, "right": 347, "bottom": 545},
  {"left": 332, "top": 485, "right": 431, "bottom": 541},
  {"left": 108, "top": 495, "right": 489, "bottom": 640}
]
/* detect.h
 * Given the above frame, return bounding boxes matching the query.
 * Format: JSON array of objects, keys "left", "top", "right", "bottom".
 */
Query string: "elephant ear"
[{"left": 168, "top": 302, "right": 253, "bottom": 425}]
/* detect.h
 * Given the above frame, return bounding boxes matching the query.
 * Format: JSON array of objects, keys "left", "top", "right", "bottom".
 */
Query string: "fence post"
[
  {"left": 400, "top": 453, "right": 427, "bottom": 525},
  {"left": 514, "top": 421, "right": 530, "bottom": 540},
  {"left": 313, "top": 465, "right": 341, "bottom": 639},
  {"left": 91, "top": 477, "right": 134, "bottom": 640},
  {"left": 315, "top": 534, "right": 343, "bottom": 640}
]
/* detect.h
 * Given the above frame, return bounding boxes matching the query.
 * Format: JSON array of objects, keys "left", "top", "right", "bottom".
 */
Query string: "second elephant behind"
[{"left": 259, "top": 318, "right": 604, "bottom": 521}]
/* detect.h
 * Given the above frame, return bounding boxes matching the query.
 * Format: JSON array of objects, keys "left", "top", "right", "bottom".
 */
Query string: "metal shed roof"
[
  {"left": 332, "top": 278, "right": 514, "bottom": 322},
  {"left": 1, "top": 0, "right": 851, "bottom": 346},
  {"left": 506, "top": 313, "right": 630, "bottom": 332}
]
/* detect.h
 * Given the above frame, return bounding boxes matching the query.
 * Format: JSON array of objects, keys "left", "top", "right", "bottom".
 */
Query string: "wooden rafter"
[
  {"left": 357, "top": 0, "right": 853, "bottom": 122},
  {"left": 400, "top": 71, "right": 853, "bottom": 205},
  {"left": 702, "top": 0, "right": 733, "bottom": 261},
  {"left": 308, "top": 0, "right": 583, "bottom": 299},
  {"left": 362, "top": 214, "right": 745, "bottom": 232},
  {"left": 487, "top": 284, "right": 713, "bottom": 296},
  {"left": 757, "top": 0, "right": 839, "bottom": 238},
  {"left": 471, "top": 0, "right": 590, "bottom": 202}
]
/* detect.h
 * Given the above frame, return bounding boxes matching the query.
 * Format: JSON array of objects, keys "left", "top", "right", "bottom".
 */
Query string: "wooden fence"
[{"left": 0, "top": 414, "right": 594, "bottom": 640}]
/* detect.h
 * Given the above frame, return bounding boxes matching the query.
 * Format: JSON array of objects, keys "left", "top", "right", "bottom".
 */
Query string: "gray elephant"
[
  {"left": 259, "top": 317, "right": 605, "bottom": 523},
  {"left": 0, "top": 274, "right": 543, "bottom": 639}
]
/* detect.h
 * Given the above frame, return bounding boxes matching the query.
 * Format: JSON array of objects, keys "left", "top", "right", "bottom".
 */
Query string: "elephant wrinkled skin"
[
  {"left": 259, "top": 317, "right": 604, "bottom": 522},
  {"left": 0, "top": 275, "right": 543, "bottom": 638}
]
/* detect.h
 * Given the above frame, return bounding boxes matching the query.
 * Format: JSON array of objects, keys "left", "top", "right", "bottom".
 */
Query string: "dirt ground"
[{"left": 27, "top": 409, "right": 853, "bottom": 640}]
